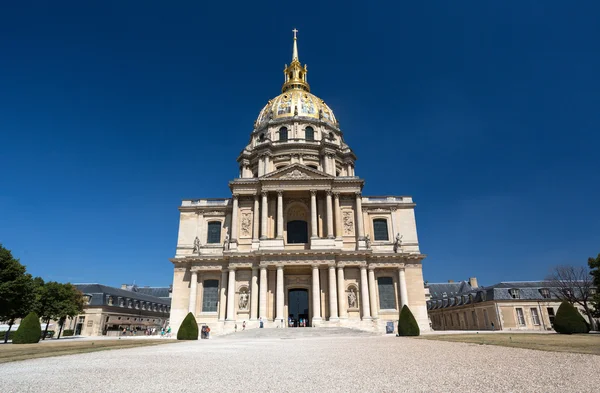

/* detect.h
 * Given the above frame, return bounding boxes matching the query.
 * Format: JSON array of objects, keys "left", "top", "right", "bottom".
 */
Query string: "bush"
[
  {"left": 177, "top": 312, "right": 199, "bottom": 340},
  {"left": 553, "top": 301, "right": 590, "bottom": 334},
  {"left": 398, "top": 305, "right": 420, "bottom": 336},
  {"left": 62, "top": 329, "right": 74, "bottom": 337},
  {"left": 12, "top": 312, "right": 42, "bottom": 344}
]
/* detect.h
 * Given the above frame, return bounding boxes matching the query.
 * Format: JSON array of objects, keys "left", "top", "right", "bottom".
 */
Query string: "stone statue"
[
  {"left": 348, "top": 289, "right": 357, "bottom": 308},
  {"left": 365, "top": 234, "right": 371, "bottom": 249},
  {"left": 393, "top": 233, "right": 403, "bottom": 253},
  {"left": 193, "top": 236, "right": 200, "bottom": 253},
  {"left": 239, "top": 292, "right": 249, "bottom": 310},
  {"left": 223, "top": 234, "right": 230, "bottom": 251}
]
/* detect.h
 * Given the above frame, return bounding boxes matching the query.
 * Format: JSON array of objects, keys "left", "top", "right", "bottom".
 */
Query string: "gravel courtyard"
[{"left": 0, "top": 328, "right": 598, "bottom": 392}]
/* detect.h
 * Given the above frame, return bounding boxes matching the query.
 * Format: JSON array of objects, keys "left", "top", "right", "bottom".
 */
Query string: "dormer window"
[
  {"left": 279, "top": 127, "right": 288, "bottom": 142},
  {"left": 539, "top": 288, "right": 551, "bottom": 299},
  {"left": 509, "top": 288, "right": 520, "bottom": 299}
]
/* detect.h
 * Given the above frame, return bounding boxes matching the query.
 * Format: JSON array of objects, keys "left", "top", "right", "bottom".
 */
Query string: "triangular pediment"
[{"left": 261, "top": 163, "right": 333, "bottom": 180}]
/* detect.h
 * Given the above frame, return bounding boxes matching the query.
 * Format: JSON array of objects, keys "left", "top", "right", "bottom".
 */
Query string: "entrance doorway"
[{"left": 288, "top": 289, "right": 309, "bottom": 327}]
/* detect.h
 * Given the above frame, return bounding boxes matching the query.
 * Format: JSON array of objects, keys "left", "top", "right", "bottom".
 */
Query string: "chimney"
[
  {"left": 469, "top": 277, "right": 478, "bottom": 288},
  {"left": 448, "top": 280, "right": 454, "bottom": 283}
]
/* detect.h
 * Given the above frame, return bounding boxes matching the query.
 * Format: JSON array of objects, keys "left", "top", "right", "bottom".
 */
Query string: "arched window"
[
  {"left": 206, "top": 221, "right": 221, "bottom": 244},
  {"left": 377, "top": 277, "right": 396, "bottom": 309},
  {"left": 202, "top": 280, "right": 219, "bottom": 312},
  {"left": 259, "top": 133, "right": 265, "bottom": 141},
  {"left": 305, "top": 126, "right": 314, "bottom": 141},
  {"left": 279, "top": 127, "right": 288, "bottom": 141},
  {"left": 373, "top": 219, "right": 389, "bottom": 241},
  {"left": 328, "top": 132, "right": 334, "bottom": 140}
]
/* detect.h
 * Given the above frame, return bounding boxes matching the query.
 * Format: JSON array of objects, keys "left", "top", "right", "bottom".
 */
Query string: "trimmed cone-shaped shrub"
[
  {"left": 553, "top": 301, "right": 590, "bottom": 334},
  {"left": 398, "top": 305, "right": 420, "bottom": 336},
  {"left": 12, "top": 312, "right": 42, "bottom": 344},
  {"left": 177, "top": 312, "right": 199, "bottom": 340}
]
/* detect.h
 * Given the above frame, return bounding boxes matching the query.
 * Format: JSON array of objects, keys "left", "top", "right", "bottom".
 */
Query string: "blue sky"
[{"left": 1, "top": 1, "right": 598, "bottom": 287}]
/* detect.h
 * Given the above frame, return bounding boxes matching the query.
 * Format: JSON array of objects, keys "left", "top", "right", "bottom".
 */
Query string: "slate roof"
[
  {"left": 135, "top": 286, "right": 171, "bottom": 300},
  {"left": 426, "top": 280, "right": 593, "bottom": 310},
  {"left": 74, "top": 284, "right": 171, "bottom": 307}
]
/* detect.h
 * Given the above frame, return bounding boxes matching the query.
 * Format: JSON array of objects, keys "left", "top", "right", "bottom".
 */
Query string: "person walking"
[
  {"left": 234, "top": 323, "right": 237, "bottom": 332},
  {"left": 242, "top": 321, "right": 246, "bottom": 331}
]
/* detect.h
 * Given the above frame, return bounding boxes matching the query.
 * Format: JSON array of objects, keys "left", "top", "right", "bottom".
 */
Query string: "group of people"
[
  {"left": 120, "top": 326, "right": 171, "bottom": 337},
  {"left": 234, "top": 321, "right": 246, "bottom": 332},
  {"left": 288, "top": 317, "right": 308, "bottom": 327},
  {"left": 201, "top": 325, "right": 211, "bottom": 339}
]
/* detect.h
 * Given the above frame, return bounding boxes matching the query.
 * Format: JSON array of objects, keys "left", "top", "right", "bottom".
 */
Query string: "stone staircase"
[{"left": 216, "top": 326, "right": 381, "bottom": 340}]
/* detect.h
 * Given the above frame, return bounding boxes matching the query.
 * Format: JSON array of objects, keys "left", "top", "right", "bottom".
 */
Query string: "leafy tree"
[
  {"left": 546, "top": 265, "right": 596, "bottom": 331},
  {"left": 177, "top": 312, "right": 199, "bottom": 340},
  {"left": 0, "top": 244, "right": 40, "bottom": 343},
  {"left": 588, "top": 254, "right": 600, "bottom": 318},
  {"left": 553, "top": 301, "right": 590, "bottom": 334},
  {"left": 398, "top": 305, "right": 420, "bottom": 336},
  {"left": 35, "top": 281, "right": 65, "bottom": 340},
  {"left": 55, "top": 284, "right": 85, "bottom": 339},
  {"left": 12, "top": 312, "right": 42, "bottom": 344}
]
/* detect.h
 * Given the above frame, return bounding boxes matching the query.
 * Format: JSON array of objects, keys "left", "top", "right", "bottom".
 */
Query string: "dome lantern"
[{"left": 282, "top": 29, "right": 310, "bottom": 93}]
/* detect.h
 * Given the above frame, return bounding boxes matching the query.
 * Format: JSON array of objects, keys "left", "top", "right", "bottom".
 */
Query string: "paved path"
[{"left": 1, "top": 329, "right": 598, "bottom": 392}]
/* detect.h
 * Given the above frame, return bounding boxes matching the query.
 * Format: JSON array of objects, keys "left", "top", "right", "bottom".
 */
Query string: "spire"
[
  {"left": 292, "top": 28, "right": 299, "bottom": 61},
  {"left": 282, "top": 29, "right": 310, "bottom": 93}
]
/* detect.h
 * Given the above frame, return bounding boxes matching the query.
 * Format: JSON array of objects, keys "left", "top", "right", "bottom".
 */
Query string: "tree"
[
  {"left": 588, "top": 254, "right": 600, "bottom": 318},
  {"left": 546, "top": 265, "right": 596, "bottom": 331},
  {"left": 35, "top": 281, "right": 65, "bottom": 340},
  {"left": 398, "top": 305, "right": 420, "bottom": 336},
  {"left": 177, "top": 312, "right": 199, "bottom": 340},
  {"left": 553, "top": 301, "right": 589, "bottom": 334},
  {"left": 55, "top": 284, "right": 85, "bottom": 339},
  {"left": 0, "top": 244, "right": 40, "bottom": 343},
  {"left": 12, "top": 312, "right": 42, "bottom": 344}
]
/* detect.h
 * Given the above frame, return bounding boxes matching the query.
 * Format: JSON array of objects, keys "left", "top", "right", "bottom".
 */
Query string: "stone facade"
[
  {"left": 170, "top": 32, "right": 428, "bottom": 335},
  {"left": 427, "top": 280, "right": 598, "bottom": 331}
]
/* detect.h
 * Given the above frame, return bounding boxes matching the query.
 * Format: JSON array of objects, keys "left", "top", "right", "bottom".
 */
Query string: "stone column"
[
  {"left": 355, "top": 192, "right": 365, "bottom": 239},
  {"left": 276, "top": 191, "right": 284, "bottom": 239},
  {"left": 231, "top": 194, "right": 239, "bottom": 242},
  {"left": 368, "top": 266, "right": 378, "bottom": 319},
  {"left": 219, "top": 270, "right": 228, "bottom": 320},
  {"left": 333, "top": 193, "right": 342, "bottom": 238},
  {"left": 328, "top": 265, "right": 339, "bottom": 320},
  {"left": 253, "top": 195, "right": 260, "bottom": 241},
  {"left": 250, "top": 267, "right": 259, "bottom": 320},
  {"left": 359, "top": 265, "right": 371, "bottom": 319},
  {"left": 329, "top": 154, "right": 335, "bottom": 176},
  {"left": 261, "top": 191, "right": 268, "bottom": 240},
  {"left": 311, "top": 265, "right": 322, "bottom": 322},
  {"left": 275, "top": 265, "right": 284, "bottom": 322},
  {"left": 390, "top": 207, "right": 397, "bottom": 239},
  {"left": 337, "top": 266, "right": 347, "bottom": 318},
  {"left": 258, "top": 155, "right": 264, "bottom": 177},
  {"left": 323, "top": 154, "right": 329, "bottom": 175},
  {"left": 398, "top": 267, "right": 409, "bottom": 309},
  {"left": 188, "top": 270, "right": 198, "bottom": 314},
  {"left": 310, "top": 190, "right": 318, "bottom": 239},
  {"left": 259, "top": 266, "right": 268, "bottom": 320},
  {"left": 264, "top": 154, "right": 270, "bottom": 174},
  {"left": 326, "top": 191, "right": 334, "bottom": 239},
  {"left": 226, "top": 267, "right": 236, "bottom": 321},
  {"left": 346, "top": 162, "right": 352, "bottom": 176}
]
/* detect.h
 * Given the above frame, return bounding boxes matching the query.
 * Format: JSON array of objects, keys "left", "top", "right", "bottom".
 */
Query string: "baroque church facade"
[{"left": 170, "top": 32, "right": 429, "bottom": 335}]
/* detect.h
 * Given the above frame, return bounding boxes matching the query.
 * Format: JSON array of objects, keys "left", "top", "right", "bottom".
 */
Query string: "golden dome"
[
  {"left": 255, "top": 30, "right": 337, "bottom": 127},
  {"left": 256, "top": 90, "right": 337, "bottom": 126}
]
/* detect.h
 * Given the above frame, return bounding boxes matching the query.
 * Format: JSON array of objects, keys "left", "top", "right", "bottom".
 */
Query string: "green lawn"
[
  {"left": 418, "top": 333, "right": 600, "bottom": 355},
  {"left": 0, "top": 339, "right": 176, "bottom": 363}
]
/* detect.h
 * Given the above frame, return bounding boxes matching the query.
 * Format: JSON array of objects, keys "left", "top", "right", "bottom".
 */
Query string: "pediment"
[{"left": 261, "top": 164, "right": 333, "bottom": 180}]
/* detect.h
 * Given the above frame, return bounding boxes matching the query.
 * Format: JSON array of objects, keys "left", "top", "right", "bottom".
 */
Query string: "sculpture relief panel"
[
  {"left": 342, "top": 210, "right": 355, "bottom": 236},
  {"left": 240, "top": 211, "right": 253, "bottom": 238}
]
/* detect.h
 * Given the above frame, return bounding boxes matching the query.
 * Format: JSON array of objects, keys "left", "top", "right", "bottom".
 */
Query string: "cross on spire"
[{"left": 292, "top": 28, "right": 298, "bottom": 39}]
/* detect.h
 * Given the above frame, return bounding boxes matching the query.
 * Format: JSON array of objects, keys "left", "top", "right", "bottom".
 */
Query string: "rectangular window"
[
  {"left": 547, "top": 307, "right": 555, "bottom": 326},
  {"left": 516, "top": 308, "right": 526, "bottom": 326},
  {"left": 530, "top": 308, "right": 540, "bottom": 325},
  {"left": 202, "top": 280, "right": 219, "bottom": 312},
  {"left": 206, "top": 221, "right": 221, "bottom": 244},
  {"left": 372, "top": 219, "right": 389, "bottom": 241},
  {"left": 377, "top": 277, "right": 396, "bottom": 309}
]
